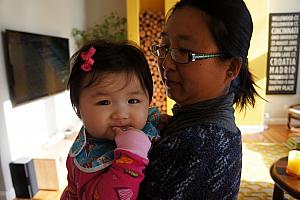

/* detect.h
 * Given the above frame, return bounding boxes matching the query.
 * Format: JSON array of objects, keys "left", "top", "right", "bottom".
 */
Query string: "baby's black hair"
[{"left": 67, "top": 39, "right": 153, "bottom": 116}]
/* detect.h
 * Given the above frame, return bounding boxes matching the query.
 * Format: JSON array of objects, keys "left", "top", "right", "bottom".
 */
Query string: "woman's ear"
[{"left": 226, "top": 57, "right": 242, "bottom": 81}]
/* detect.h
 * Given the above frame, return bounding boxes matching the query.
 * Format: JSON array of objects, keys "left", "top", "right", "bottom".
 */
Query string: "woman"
[{"left": 138, "top": 0, "right": 260, "bottom": 199}]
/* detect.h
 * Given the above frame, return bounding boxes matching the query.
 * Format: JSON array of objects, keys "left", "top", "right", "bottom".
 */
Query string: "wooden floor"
[
  {"left": 241, "top": 124, "right": 299, "bottom": 143},
  {"left": 14, "top": 124, "right": 299, "bottom": 200}
]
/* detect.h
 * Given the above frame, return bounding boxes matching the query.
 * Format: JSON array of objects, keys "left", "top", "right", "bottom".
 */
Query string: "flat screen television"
[{"left": 3, "top": 29, "right": 70, "bottom": 106}]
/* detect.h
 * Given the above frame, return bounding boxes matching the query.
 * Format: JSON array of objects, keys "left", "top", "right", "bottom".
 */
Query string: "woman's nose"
[{"left": 161, "top": 52, "right": 176, "bottom": 70}]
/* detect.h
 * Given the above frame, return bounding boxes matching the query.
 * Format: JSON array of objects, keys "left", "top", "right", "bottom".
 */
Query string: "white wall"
[
  {"left": 0, "top": 0, "right": 85, "bottom": 155},
  {"left": 266, "top": 0, "right": 300, "bottom": 124},
  {"left": 85, "top": 0, "right": 126, "bottom": 27},
  {"left": 0, "top": 0, "right": 125, "bottom": 199}
]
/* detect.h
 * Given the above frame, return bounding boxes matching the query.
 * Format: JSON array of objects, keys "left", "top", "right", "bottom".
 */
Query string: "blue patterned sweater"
[{"left": 138, "top": 124, "right": 242, "bottom": 199}]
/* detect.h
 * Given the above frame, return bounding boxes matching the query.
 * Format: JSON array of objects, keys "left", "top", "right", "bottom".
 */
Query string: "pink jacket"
[{"left": 60, "top": 128, "right": 153, "bottom": 200}]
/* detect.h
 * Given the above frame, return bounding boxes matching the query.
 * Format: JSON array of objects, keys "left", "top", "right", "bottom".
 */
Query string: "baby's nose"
[{"left": 111, "top": 112, "right": 129, "bottom": 120}]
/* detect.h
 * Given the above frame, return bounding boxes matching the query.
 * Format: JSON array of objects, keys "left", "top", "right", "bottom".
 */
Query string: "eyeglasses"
[{"left": 151, "top": 44, "right": 226, "bottom": 64}]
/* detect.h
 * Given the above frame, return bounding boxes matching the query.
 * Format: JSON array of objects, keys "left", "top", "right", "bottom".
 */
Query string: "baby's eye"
[
  {"left": 128, "top": 99, "right": 140, "bottom": 104},
  {"left": 97, "top": 100, "right": 110, "bottom": 105}
]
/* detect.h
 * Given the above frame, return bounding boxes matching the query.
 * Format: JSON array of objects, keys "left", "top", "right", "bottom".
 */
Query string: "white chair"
[{"left": 288, "top": 104, "right": 300, "bottom": 130}]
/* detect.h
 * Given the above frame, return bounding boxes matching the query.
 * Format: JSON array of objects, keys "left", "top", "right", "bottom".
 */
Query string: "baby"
[{"left": 61, "top": 39, "right": 160, "bottom": 200}]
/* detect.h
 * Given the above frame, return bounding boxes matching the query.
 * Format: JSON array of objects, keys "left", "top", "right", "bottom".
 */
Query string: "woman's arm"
[{"left": 139, "top": 125, "right": 242, "bottom": 200}]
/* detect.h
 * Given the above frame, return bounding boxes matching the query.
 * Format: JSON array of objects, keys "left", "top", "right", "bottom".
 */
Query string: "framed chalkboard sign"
[{"left": 266, "top": 13, "right": 300, "bottom": 94}]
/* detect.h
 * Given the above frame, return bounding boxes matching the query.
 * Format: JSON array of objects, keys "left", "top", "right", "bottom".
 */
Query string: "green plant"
[{"left": 71, "top": 12, "right": 127, "bottom": 48}]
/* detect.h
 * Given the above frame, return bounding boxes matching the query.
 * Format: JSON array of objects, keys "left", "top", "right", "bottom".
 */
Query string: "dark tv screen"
[{"left": 3, "top": 30, "right": 70, "bottom": 106}]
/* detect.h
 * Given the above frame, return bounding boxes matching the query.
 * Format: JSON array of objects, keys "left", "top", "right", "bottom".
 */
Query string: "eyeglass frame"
[{"left": 151, "top": 44, "right": 227, "bottom": 64}]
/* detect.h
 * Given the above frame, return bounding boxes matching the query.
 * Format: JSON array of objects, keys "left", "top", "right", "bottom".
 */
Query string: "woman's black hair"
[
  {"left": 67, "top": 39, "right": 153, "bottom": 116},
  {"left": 170, "top": 0, "right": 262, "bottom": 110}
]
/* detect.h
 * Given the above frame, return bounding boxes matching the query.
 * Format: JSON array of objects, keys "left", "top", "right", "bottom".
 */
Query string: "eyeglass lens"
[{"left": 153, "top": 45, "right": 188, "bottom": 63}]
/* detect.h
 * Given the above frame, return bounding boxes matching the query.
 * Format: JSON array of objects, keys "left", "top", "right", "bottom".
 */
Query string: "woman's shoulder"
[
  {"left": 165, "top": 123, "right": 240, "bottom": 143},
  {"left": 158, "top": 123, "right": 241, "bottom": 157}
]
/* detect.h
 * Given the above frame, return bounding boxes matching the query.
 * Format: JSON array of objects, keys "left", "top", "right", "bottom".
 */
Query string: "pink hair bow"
[{"left": 80, "top": 47, "right": 96, "bottom": 71}]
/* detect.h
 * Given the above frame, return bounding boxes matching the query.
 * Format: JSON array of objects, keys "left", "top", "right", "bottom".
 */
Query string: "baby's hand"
[{"left": 112, "top": 127, "right": 151, "bottom": 159}]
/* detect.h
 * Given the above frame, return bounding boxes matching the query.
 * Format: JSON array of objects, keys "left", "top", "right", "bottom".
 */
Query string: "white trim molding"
[
  {"left": 0, "top": 188, "right": 15, "bottom": 200},
  {"left": 238, "top": 125, "right": 265, "bottom": 134},
  {"left": 268, "top": 117, "right": 287, "bottom": 125}
]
